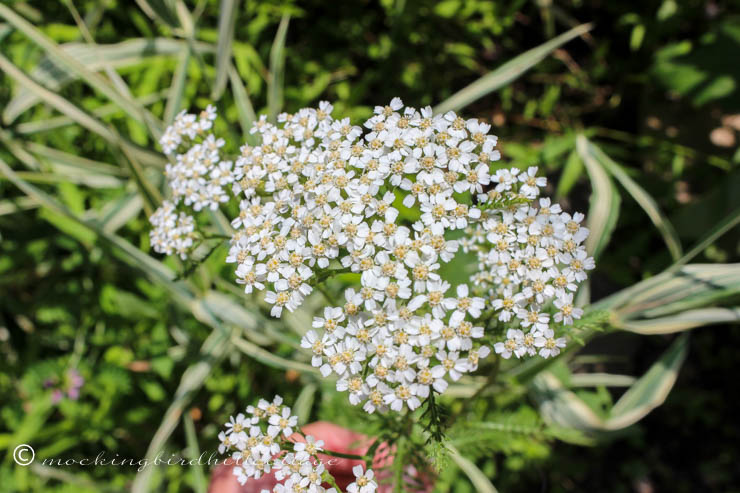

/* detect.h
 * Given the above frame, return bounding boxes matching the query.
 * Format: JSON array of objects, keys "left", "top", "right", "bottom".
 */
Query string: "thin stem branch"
[
  {"left": 318, "top": 448, "right": 366, "bottom": 461},
  {"left": 309, "top": 266, "right": 353, "bottom": 286},
  {"left": 289, "top": 430, "right": 366, "bottom": 461}
]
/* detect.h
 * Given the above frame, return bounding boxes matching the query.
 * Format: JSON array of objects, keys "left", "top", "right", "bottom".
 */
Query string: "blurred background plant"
[{"left": 1, "top": 0, "right": 739, "bottom": 491}]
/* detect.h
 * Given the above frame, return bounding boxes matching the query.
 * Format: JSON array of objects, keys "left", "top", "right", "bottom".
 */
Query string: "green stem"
[
  {"left": 201, "top": 233, "right": 231, "bottom": 240},
  {"left": 288, "top": 431, "right": 366, "bottom": 461},
  {"left": 322, "top": 471, "right": 340, "bottom": 489},
  {"left": 318, "top": 448, "right": 366, "bottom": 461},
  {"left": 363, "top": 438, "right": 381, "bottom": 470}
]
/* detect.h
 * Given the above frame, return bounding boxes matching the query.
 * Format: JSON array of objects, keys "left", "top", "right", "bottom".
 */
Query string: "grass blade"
[
  {"left": 0, "top": 53, "right": 162, "bottom": 213},
  {"left": 433, "top": 23, "right": 593, "bottom": 114},
  {"left": 532, "top": 372, "right": 605, "bottom": 431},
  {"left": 134, "top": 0, "right": 179, "bottom": 27},
  {"left": 15, "top": 89, "right": 169, "bottom": 135},
  {"left": 131, "top": 326, "right": 233, "bottom": 493},
  {"left": 268, "top": 14, "right": 290, "bottom": 122},
  {"left": 620, "top": 264, "right": 740, "bottom": 319},
  {"left": 0, "top": 3, "right": 163, "bottom": 137},
  {"left": 0, "top": 53, "right": 159, "bottom": 165},
  {"left": 593, "top": 263, "right": 740, "bottom": 316},
  {"left": 668, "top": 206, "right": 740, "bottom": 273},
  {"left": 608, "top": 334, "right": 688, "bottom": 428},
  {"left": 231, "top": 337, "right": 317, "bottom": 374},
  {"left": 619, "top": 307, "right": 740, "bottom": 334},
  {"left": 569, "top": 373, "right": 637, "bottom": 387},
  {"left": 581, "top": 137, "right": 682, "bottom": 261},
  {"left": 64, "top": 0, "right": 135, "bottom": 101},
  {"left": 25, "top": 141, "right": 126, "bottom": 176},
  {"left": 556, "top": 149, "right": 584, "bottom": 199},
  {"left": 0, "top": 197, "right": 38, "bottom": 216},
  {"left": 99, "top": 193, "right": 144, "bottom": 233},
  {"left": 200, "top": 290, "right": 274, "bottom": 346},
  {"left": 294, "top": 383, "right": 317, "bottom": 425},
  {"left": 118, "top": 145, "right": 163, "bottom": 215},
  {"left": 0, "top": 156, "right": 191, "bottom": 305},
  {"left": 6, "top": 38, "right": 212, "bottom": 125},
  {"left": 447, "top": 443, "right": 499, "bottom": 493},
  {"left": 0, "top": 128, "right": 42, "bottom": 170},
  {"left": 533, "top": 335, "right": 688, "bottom": 432},
  {"left": 576, "top": 134, "right": 621, "bottom": 259},
  {"left": 164, "top": 45, "right": 191, "bottom": 125},
  {"left": 211, "top": 0, "right": 237, "bottom": 100},
  {"left": 29, "top": 464, "right": 123, "bottom": 493},
  {"left": 183, "top": 413, "right": 207, "bottom": 493},
  {"left": 229, "top": 64, "right": 258, "bottom": 142},
  {"left": 8, "top": 170, "right": 122, "bottom": 188}
]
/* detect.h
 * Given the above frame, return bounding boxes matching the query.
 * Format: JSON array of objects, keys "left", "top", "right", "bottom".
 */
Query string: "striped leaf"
[
  {"left": 211, "top": 0, "right": 238, "bottom": 100},
  {"left": 607, "top": 334, "right": 688, "bottom": 429},
  {"left": 0, "top": 4, "right": 163, "bottom": 137},
  {"left": 229, "top": 64, "right": 258, "bottom": 143},
  {"left": 576, "top": 134, "right": 621, "bottom": 259},
  {"left": 618, "top": 307, "right": 740, "bottom": 334},
  {"left": 183, "top": 413, "right": 207, "bottom": 493},
  {"left": 532, "top": 334, "right": 689, "bottom": 432},
  {"left": 268, "top": 14, "right": 290, "bottom": 122},
  {"left": 4, "top": 37, "right": 211, "bottom": 124},
  {"left": 595, "top": 263, "right": 740, "bottom": 318},
  {"left": 579, "top": 136, "right": 682, "bottom": 261},
  {"left": 15, "top": 90, "right": 169, "bottom": 136},
  {"left": 99, "top": 193, "right": 144, "bottom": 233},
  {"left": 293, "top": 383, "right": 318, "bottom": 425},
  {"left": 447, "top": 443, "right": 499, "bottom": 493},
  {"left": 0, "top": 53, "right": 164, "bottom": 169},
  {"left": 433, "top": 23, "right": 592, "bottom": 114},
  {"left": 569, "top": 373, "right": 636, "bottom": 387},
  {"left": 164, "top": 46, "right": 191, "bottom": 125}
]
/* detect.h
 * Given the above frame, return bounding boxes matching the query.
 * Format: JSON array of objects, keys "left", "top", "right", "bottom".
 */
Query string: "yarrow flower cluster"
[
  {"left": 149, "top": 105, "right": 232, "bottom": 258},
  {"left": 218, "top": 395, "right": 377, "bottom": 492},
  {"left": 150, "top": 98, "right": 595, "bottom": 414},
  {"left": 466, "top": 184, "right": 594, "bottom": 360},
  {"left": 225, "top": 98, "right": 505, "bottom": 319},
  {"left": 148, "top": 200, "right": 196, "bottom": 259}
]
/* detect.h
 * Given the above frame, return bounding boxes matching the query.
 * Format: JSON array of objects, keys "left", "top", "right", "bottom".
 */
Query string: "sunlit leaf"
[
  {"left": 211, "top": 0, "right": 238, "bottom": 100},
  {"left": 447, "top": 443, "right": 499, "bottom": 493},
  {"left": 618, "top": 307, "right": 740, "bottom": 334},
  {"left": 576, "top": 134, "right": 621, "bottom": 259},
  {"left": 433, "top": 23, "right": 592, "bottom": 114},
  {"left": 532, "top": 334, "right": 689, "bottom": 432}
]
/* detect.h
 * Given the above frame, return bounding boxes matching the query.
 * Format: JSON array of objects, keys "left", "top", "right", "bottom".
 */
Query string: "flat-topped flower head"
[{"left": 153, "top": 100, "right": 594, "bottom": 414}]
